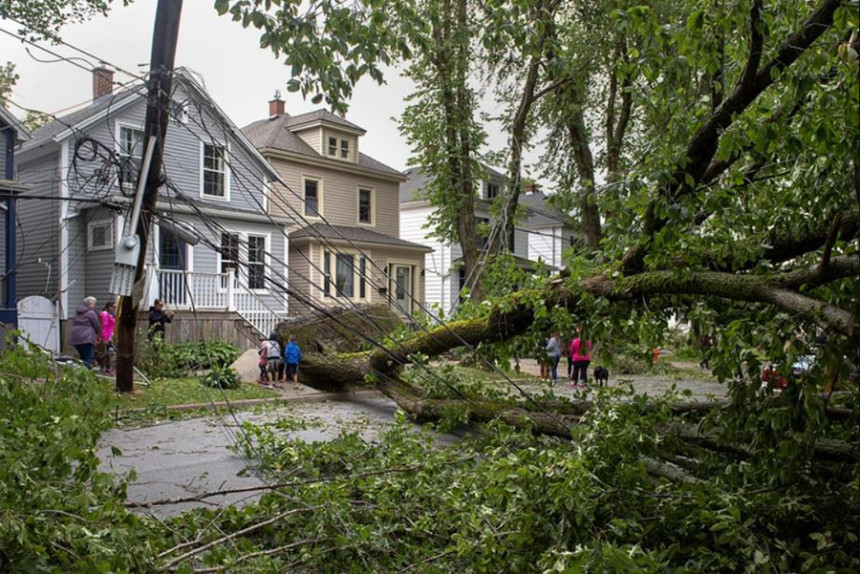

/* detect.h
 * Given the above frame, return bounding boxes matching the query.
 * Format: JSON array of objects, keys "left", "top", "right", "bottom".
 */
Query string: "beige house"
[{"left": 243, "top": 96, "right": 430, "bottom": 316}]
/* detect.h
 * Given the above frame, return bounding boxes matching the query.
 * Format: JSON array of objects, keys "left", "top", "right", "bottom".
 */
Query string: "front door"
[
  {"left": 392, "top": 265, "right": 413, "bottom": 315},
  {"left": 159, "top": 229, "right": 187, "bottom": 307}
]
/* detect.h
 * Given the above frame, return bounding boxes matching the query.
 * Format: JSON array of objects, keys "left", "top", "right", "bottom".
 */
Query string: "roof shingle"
[{"left": 289, "top": 223, "right": 431, "bottom": 251}]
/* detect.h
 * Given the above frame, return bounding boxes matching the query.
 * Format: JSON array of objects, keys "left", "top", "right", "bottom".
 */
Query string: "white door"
[{"left": 17, "top": 296, "right": 60, "bottom": 354}]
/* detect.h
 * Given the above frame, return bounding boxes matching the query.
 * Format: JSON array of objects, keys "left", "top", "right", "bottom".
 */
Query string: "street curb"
[{"left": 117, "top": 389, "right": 384, "bottom": 414}]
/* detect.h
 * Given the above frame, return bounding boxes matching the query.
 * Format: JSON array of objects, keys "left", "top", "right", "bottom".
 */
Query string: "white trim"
[
  {"left": 356, "top": 186, "right": 375, "bottom": 227},
  {"left": 199, "top": 140, "right": 231, "bottom": 202},
  {"left": 288, "top": 230, "right": 290, "bottom": 313},
  {"left": 58, "top": 141, "right": 70, "bottom": 318},
  {"left": 87, "top": 218, "right": 115, "bottom": 251},
  {"left": 301, "top": 174, "right": 324, "bottom": 220}
]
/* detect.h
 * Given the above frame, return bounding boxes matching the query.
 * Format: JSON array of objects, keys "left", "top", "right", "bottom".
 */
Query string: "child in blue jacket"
[{"left": 283, "top": 335, "right": 303, "bottom": 390}]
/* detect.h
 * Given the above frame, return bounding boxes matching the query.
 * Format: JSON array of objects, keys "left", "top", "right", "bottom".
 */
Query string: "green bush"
[
  {"left": 138, "top": 338, "right": 240, "bottom": 378},
  {"left": 201, "top": 366, "right": 242, "bottom": 389},
  {"left": 0, "top": 345, "right": 151, "bottom": 571}
]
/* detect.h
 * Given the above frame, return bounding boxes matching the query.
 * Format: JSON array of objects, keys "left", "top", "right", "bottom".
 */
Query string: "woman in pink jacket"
[
  {"left": 98, "top": 301, "right": 117, "bottom": 374},
  {"left": 569, "top": 326, "right": 592, "bottom": 388}
]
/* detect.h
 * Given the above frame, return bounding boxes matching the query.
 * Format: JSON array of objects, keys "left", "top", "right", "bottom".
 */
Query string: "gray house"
[{"left": 15, "top": 67, "right": 290, "bottom": 342}]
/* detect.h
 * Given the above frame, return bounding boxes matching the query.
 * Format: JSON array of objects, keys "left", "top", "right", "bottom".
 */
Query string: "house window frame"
[
  {"left": 87, "top": 218, "right": 115, "bottom": 252},
  {"left": 217, "top": 231, "right": 240, "bottom": 279},
  {"left": 321, "top": 248, "right": 368, "bottom": 301},
  {"left": 115, "top": 122, "right": 145, "bottom": 191},
  {"left": 199, "top": 140, "right": 231, "bottom": 201},
  {"left": 486, "top": 182, "right": 500, "bottom": 200},
  {"left": 302, "top": 175, "right": 324, "bottom": 219},
  {"left": 357, "top": 186, "right": 375, "bottom": 226},
  {"left": 327, "top": 136, "right": 338, "bottom": 157},
  {"left": 171, "top": 99, "right": 189, "bottom": 124},
  {"left": 246, "top": 233, "right": 269, "bottom": 292},
  {"left": 340, "top": 138, "right": 350, "bottom": 160}
]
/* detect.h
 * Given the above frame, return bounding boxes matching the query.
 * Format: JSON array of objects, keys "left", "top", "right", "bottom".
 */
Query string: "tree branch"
[{"left": 622, "top": 0, "right": 842, "bottom": 274}]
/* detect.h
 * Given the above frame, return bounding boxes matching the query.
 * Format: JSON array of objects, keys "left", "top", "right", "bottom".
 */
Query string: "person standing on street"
[
  {"left": 546, "top": 331, "right": 562, "bottom": 385},
  {"left": 69, "top": 296, "right": 101, "bottom": 369},
  {"left": 569, "top": 326, "right": 592, "bottom": 388},
  {"left": 148, "top": 299, "right": 173, "bottom": 340},
  {"left": 283, "top": 335, "right": 303, "bottom": 391}
]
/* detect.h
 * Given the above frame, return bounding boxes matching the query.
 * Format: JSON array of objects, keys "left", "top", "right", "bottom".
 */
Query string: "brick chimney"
[
  {"left": 269, "top": 90, "right": 284, "bottom": 117},
  {"left": 524, "top": 183, "right": 536, "bottom": 195},
  {"left": 92, "top": 64, "right": 114, "bottom": 101}
]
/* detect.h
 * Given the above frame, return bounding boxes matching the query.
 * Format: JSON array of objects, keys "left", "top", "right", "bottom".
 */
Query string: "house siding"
[
  {"left": 64, "top": 87, "right": 271, "bottom": 216},
  {"left": 294, "top": 127, "right": 322, "bottom": 154},
  {"left": 173, "top": 214, "right": 289, "bottom": 312},
  {"left": 267, "top": 160, "right": 400, "bottom": 238},
  {"left": 15, "top": 154, "right": 60, "bottom": 300}
]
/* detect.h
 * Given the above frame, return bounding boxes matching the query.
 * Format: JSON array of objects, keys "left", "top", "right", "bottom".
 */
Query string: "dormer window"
[
  {"left": 340, "top": 139, "right": 350, "bottom": 159},
  {"left": 328, "top": 136, "right": 337, "bottom": 156},
  {"left": 486, "top": 183, "right": 500, "bottom": 199}
]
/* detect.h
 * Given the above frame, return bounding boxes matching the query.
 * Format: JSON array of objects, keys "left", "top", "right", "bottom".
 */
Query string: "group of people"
[
  {"left": 68, "top": 297, "right": 116, "bottom": 373},
  {"left": 258, "top": 332, "right": 303, "bottom": 390},
  {"left": 68, "top": 297, "right": 174, "bottom": 372},
  {"left": 541, "top": 326, "right": 593, "bottom": 387}
]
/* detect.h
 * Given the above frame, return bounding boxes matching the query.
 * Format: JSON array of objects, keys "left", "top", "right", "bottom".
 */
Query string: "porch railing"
[{"left": 156, "top": 269, "right": 282, "bottom": 337}]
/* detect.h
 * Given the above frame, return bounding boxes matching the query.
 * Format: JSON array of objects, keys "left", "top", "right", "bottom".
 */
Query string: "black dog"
[{"left": 593, "top": 366, "right": 609, "bottom": 387}]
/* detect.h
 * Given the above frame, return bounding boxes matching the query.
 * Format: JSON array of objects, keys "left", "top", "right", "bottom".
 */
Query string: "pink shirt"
[
  {"left": 100, "top": 311, "right": 115, "bottom": 342},
  {"left": 571, "top": 338, "right": 591, "bottom": 361}
]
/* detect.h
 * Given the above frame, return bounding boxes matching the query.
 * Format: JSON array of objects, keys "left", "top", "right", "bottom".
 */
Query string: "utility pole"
[{"left": 116, "top": 0, "right": 183, "bottom": 393}]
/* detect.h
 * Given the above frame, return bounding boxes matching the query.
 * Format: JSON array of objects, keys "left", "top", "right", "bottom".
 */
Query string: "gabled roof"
[
  {"left": 242, "top": 112, "right": 401, "bottom": 178},
  {"left": 284, "top": 109, "right": 366, "bottom": 134},
  {"left": 0, "top": 105, "right": 31, "bottom": 141},
  {"left": 289, "top": 222, "right": 432, "bottom": 252},
  {"left": 22, "top": 88, "right": 140, "bottom": 151},
  {"left": 521, "top": 192, "right": 574, "bottom": 228},
  {"left": 18, "top": 68, "right": 279, "bottom": 181}
]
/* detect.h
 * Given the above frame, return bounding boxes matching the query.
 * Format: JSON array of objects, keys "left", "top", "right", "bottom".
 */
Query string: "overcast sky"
[{"left": 1, "top": 1, "right": 529, "bottom": 176}]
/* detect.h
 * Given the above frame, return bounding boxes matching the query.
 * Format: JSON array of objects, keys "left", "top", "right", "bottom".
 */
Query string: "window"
[
  {"left": 359, "top": 256, "right": 367, "bottom": 299},
  {"left": 323, "top": 251, "right": 331, "bottom": 297},
  {"left": 335, "top": 254, "right": 354, "bottom": 298},
  {"left": 328, "top": 137, "right": 338, "bottom": 156},
  {"left": 508, "top": 228, "right": 515, "bottom": 252},
  {"left": 358, "top": 188, "right": 373, "bottom": 224},
  {"left": 248, "top": 235, "right": 266, "bottom": 290},
  {"left": 88, "top": 220, "right": 114, "bottom": 251},
  {"left": 202, "top": 143, "right": 227, "bottom": 198},
  {"left": 159, "top": 229, "right": 184, "bottom": 269},
  {"left": 340, "top": 139, "right": 350, "bottom": 159},
  {"left": 475, "top": 217, "right": 490, "bottom": 250},
  {"left": 220, "top": 233, "right": 239, "bottom": 277},
  {"left": 118, "top": 125, "right": 144, "bottom": 188},
  {"left": 304, "top": 178, "right": 320, "bottom": 217},
  {"left": 486, "top": 183, "right": 500, "bottom": 199}
]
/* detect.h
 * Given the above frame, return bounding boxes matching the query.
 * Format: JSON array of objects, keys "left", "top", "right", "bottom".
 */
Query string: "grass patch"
[{"left": 110, "top": 377, "right": 279, "bottom": 428}]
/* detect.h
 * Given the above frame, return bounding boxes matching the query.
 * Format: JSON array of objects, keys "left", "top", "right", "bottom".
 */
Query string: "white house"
[{"left": 400, "top": 166, "right": 576, "bottom": 314}]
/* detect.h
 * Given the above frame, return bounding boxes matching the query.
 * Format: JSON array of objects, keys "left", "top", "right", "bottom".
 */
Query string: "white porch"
[{"left": 149, "top": 269, "right": 283, "bottom": 337}]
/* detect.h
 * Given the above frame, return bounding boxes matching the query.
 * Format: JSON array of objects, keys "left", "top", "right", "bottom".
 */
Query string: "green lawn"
[{"left": 107, "top": 377, "right": 279, "bottom": 427}]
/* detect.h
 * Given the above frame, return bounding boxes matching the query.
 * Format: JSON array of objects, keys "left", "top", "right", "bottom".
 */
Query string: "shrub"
[
  {"left": 138, "top": 339, "right": 240, "bottom": 378},
  {"left": 201, "top": 366, "right": 242, "bottom": 389}
]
